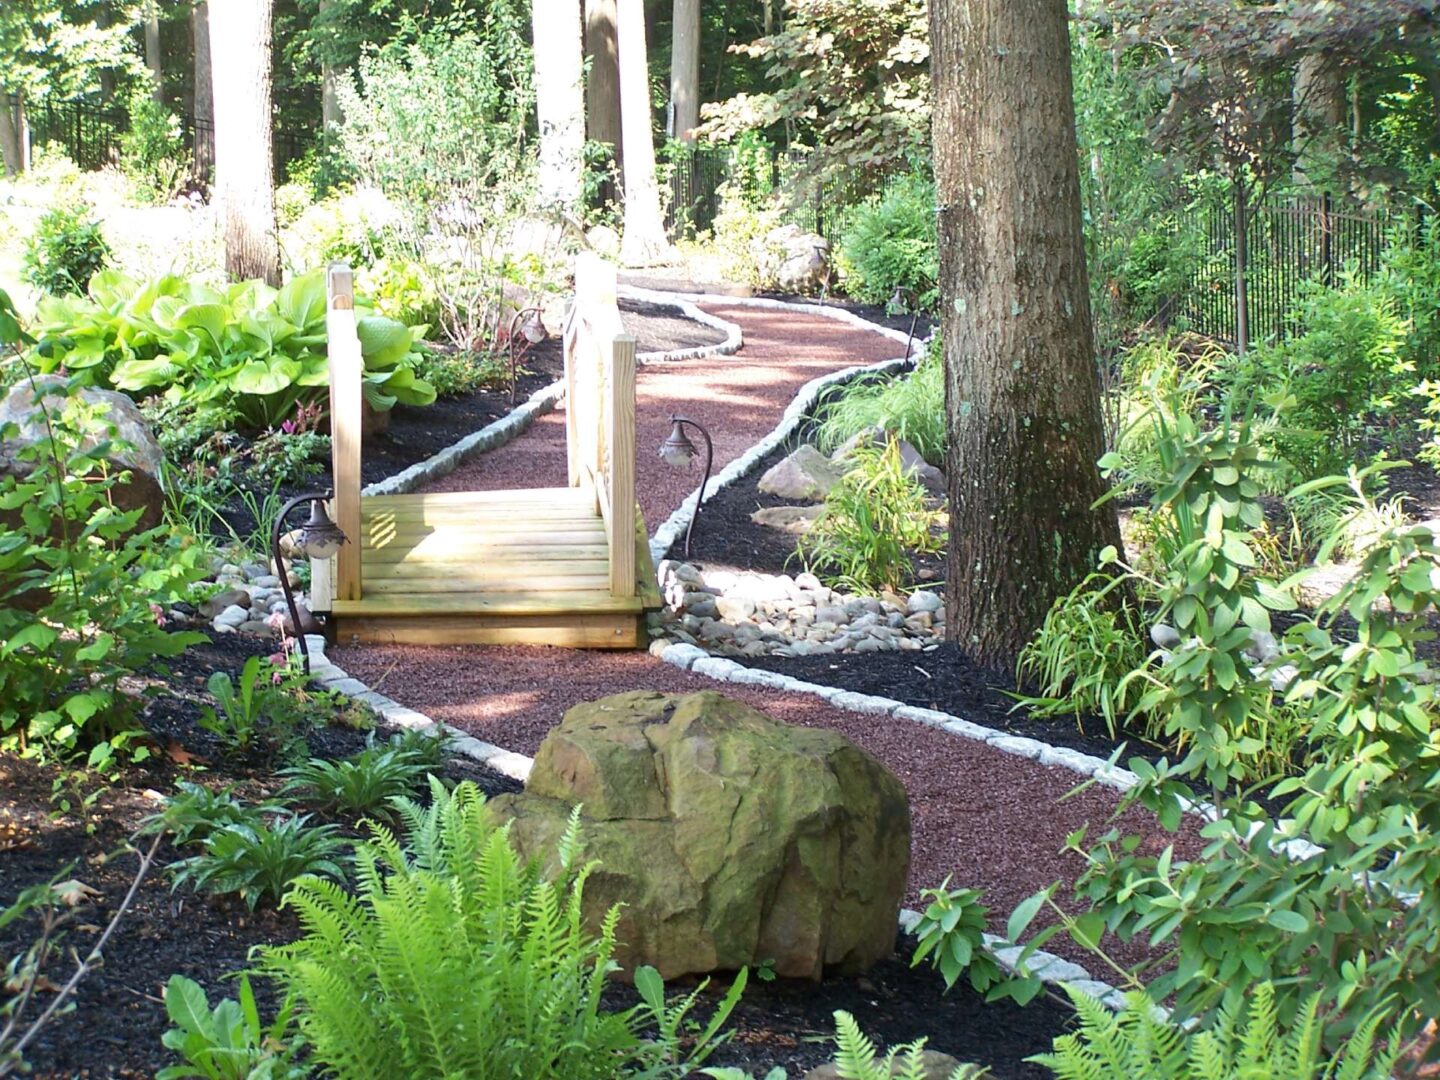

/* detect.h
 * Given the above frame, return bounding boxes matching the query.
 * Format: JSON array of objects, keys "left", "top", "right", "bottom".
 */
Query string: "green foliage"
[
  {"left": 0, "top": 0, "right": 138, "bottom": 102},
  {"left": 262, "top": 779, "right": 744, "bottom": 1079},
  {"left": 0, "top": 368, "right": 208, "bottom": 770},
  {"left": 799, "top": 438, "right": 943, "bottom": 595},
  {"left": 28, "top": 268, "right": 435, "bottom": 429},
  {"left": 157, "top": 975, "right": 303, "bottom": 1080},
  {"left": 355, "top": 256, "right": 439, "bottom": 327},
  {"left": 1101, "top": 337, "right": 1220, "bottom": 496},
  {"left": 23, "top": 204, "right": 110, "bottom": 297},
  {"left": 1029, "top": 982, "right": 1401, "bottom": 1080},
  {"left": 1231, "top": 274, "right": 1411, "bottom": 476},
  {"left": 705, "top": 189, "right": 789, "bottom": 291},
  {"left": 828, "top": 1011, "right": 988, "bottom": 1080},
  {"left": 411, "top": 348, "right": 510, "bottom": 399},
  {"left": 1015, "top": 572, "right": 1146, "bottom": 740},
  {"left": 171, "top": 813, "right": 348, "bottom": 910},
  {"left": 814, "top": 348, "right": 945, "bottom": 467},
  {"left": 151, "top": 783, "right": 276, "bottom": 848},
  {"left": 119, "top": 92, "right": 191, "bottom": 205},
  {"left": 197, "top": 655, "right": 313, "bottom": 758},
  {"left": 836, "top": 172, "right": 938, "bottom": 309},
  {"left": 280, "top": 734, "right": 436, "bottom": 818},
  {"left": 909, "top": 881, "right": 1025, "bottom": 1003}
]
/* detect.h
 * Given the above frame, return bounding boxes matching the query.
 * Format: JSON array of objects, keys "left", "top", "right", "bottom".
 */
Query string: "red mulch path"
[{"left": 334, "top": 302, "right": 1201, "bottom": 970}]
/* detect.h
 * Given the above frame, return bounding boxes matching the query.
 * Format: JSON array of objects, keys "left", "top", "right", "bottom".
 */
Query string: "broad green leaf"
[{"left": 357, "top": 316, "right": 415, "bottom": 368}]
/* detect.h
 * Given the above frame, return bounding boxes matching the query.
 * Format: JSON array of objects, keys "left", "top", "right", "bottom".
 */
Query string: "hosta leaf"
[
  {"left": 277, "top": 270, "right": 327, "bottom": 331},
  {"left": 230, "top": 357, "right": 302, "bottom": 397},
  {"left": 176, "top": 302, "right": 229, "bottom": 351},
  {"left": 357, "top": 316, "right": 415, "bottom": 368}
]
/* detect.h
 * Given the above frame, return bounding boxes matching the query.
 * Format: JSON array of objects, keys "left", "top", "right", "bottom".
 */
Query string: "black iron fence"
[
  {"left": 5, "top": 93, "right": 307, "bottom": 184},
  {"left": 1176, "top": 192, "right": 1403, "bottom": 348}
]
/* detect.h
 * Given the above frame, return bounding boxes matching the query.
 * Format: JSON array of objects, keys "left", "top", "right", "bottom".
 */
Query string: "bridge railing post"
[{"left": 326, "top": 263, "right": 363, "bottom": 603}]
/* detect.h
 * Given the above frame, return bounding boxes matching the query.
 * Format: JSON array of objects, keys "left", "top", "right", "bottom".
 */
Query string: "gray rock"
[
  {"left": 683, "top": 596, "right": 719, "bottom": 620},
  {"left": 904, "top": 613, "right": 934, "bottom": 633},
  {"left": 750, "top": 504, "right": 825, "bottom": 534},
  {"left": 757, "top": 445, "right": 846, "bottom": 502},
  {"left": 794, "top": 572, "right": 823, "bottom": 591},
  {"left": 698, "top": 620, "right": 736, "bottom": 643},
  {"left": 907, "top": 591, "right": 943, "bottom": 615},
  {"left": 241, "top": 562, "right": 268, "bottom": 581},
  {"left": 238, "top": 619, "right": 274, "bottom": 635},
  {"left": 814, "top": 605, "right": 849, "bottom": 626},
  {"left": 213, "top": 604, "right": 250, "bottom": 629},
  {"left": 251, "top": 574, "right": 281, "bottom": 589},
  {"left": 199, "top": 588, "right": 252, "bottom": 619},
  {"left": 1244, "top": 628, "right": 1280, "bottom": 662},
  {"left": 716, "top": 596, "right": 757, "bottom": 623}
]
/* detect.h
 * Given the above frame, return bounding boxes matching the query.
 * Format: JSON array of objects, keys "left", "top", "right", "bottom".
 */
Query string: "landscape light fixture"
[
  {"left": 887, "top": 286, "right": 920, "bottom": 362},
  {"left": 270, "top": 492, "right": 348, "bottom": 674},
  {"left": 658, "top": 415, "right": 714, "bottom": 559},
  {"left": 507, "top": 306, "right": 548, "bottom": 404}
]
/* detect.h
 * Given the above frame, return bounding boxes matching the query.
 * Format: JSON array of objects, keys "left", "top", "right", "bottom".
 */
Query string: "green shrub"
[
  {"left": 119, "top": 92, "right": 191, "bottom": 205},
  {"left": 836, "top": 172, "right": 938, "bottom": 309},
  {"left": 0, "top": 319, "right": 209, "bottom": 769},
  {"left": 23, "top": 205, "right": 111, "bottom": 297},
  {"left": 150, "top": 783, "right": 277, "bottom": 848},
  {"left": 1015, "top": 572, "right": 1147, "bottom": 740},
  {"left": 1029, "top": 983, "right": 1401, "bottom": 1079},
  {"left": 198, "top": 655, "right": 314, "bottom": 758},
  {"left": 280, "top": 736, "right": 434, "bottom": 818},
  {"left": 813, "top": 344, "right": 945, "bottom": 466},
  {"left": 262, "top": 779, "right": 745, "bottom": 1079},
  {"left": 707, "top": 188, "right": 789, "bottom": 289},
  {"left": 28, "top": 268, "right": 435, "bottom": 430},
  {"left": 355, "top": 255, "right": 439, "bottom": 327},
  {"left": 910, "top": 881, "right": 1032, "bottom": 1003},
  {"left": 157, "top": 974, "right": 303, "bottom": 1080},
  {"left": 171, "top": 813, "right": 349, "bottom": 910},
  {"left": 798, "top": 438, "right": 944, "bottom": 595},
  {"left": 410, "top": 348, "right": 509, "bottom": 398}
]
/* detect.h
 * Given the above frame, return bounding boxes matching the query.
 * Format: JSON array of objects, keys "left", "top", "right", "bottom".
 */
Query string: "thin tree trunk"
[
  {"left": 318, "top": 0, "right": 343, "bottom": 132},
  {"left": 533, "top": 0, "right": 586, "bottom": 211},
  {"left": 668, "top": 0, "right": 700, "bottom": 140},
  {"left": 931, "top": 0, "right": 1122, "bottom": 669},
  {"left": 0, "top": 94, "right": 22, "bottom": 176},
  {"left": 145, "top": 6, "right": 164, "bottom": 102},
  {"left": 586, "top": 0, "right": 623, "bottom": 179},
  {"left": 210, "top": 0, "right": 280, "bottom": 285},
  {"left": 192, "top": 2, "right": 215, "bottom": 180},
  {"left": 616, "top": 0, "right": 671, "bottom": 264}
]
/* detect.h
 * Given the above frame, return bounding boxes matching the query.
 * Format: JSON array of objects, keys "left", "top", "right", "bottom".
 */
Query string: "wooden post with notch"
[
  {"left": 607, "top": 329, "right": 636, "bottom": 598},
  {"left": 327, "top": 263, "right": 363, "bottom": 602}
]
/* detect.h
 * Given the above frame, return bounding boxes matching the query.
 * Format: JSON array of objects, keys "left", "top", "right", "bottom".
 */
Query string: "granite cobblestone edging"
[{"left": 300, "top": 630, "right": 1134, "bottom": 1012}]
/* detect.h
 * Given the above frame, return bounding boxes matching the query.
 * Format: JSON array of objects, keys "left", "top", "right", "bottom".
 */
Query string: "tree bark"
[
  {"left": 1292, "top": 50, "right": 1346, "bottom": 187},
  {"left": 210, "top": 0, "right": 280, "bottom": 285},
  {"left": 668, "top": 0, "right": 700, "bottom": 140},
  {"left": 616, "top": 0, "right": 671, "bottom": 264},
  {"left": 318, "top": 0, "right": 343, "bottom": 132},
  {"left": 585, "top": 0, "right": 623, "bottom": 175},
  {"left": 533, "top": 0, "right": 586, "bottom": 211},
  {"left": 0, "top": 94, "right": 22, "bottom": 176},
  {"left": 145, "top": 5, "right": 164, "bottom": 103},
  {"left": 931, "top": 0, "right": 1122, "bottom": 669},
  {"left": 191, "top": 2, "right": 215, "bottom": 180}
]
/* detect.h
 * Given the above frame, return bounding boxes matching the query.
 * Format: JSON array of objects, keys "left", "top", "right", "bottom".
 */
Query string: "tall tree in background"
[
  {"left": 317, "top": 0, "right": 342, "bottom": 131},
  {"left": 668, "top": 0, "right": 700, "bottom": 140},
  {"left": 586, "top": 0, "right": 623, "bottom": 179},
  {"left": 210, "top": 0, "right": 280, "bottom": 284},
  {"left": 143, "top": 0, "right": 163, "bottom": 101},
  {"left": 532, "top": 0, "right": 584, "bottom": 210},
  {"left": 616, "top": 0, "right": 671, "bottom": 263},
  {"left": 930, "top": 0, "right": 1121, "bottom": 668},
  {"left": 191, "top": 0, "right": 214, "bottom": 177}
]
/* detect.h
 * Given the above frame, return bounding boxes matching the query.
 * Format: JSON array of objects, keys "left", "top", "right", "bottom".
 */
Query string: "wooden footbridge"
[{"left": 311, "top": 255, "right": 660, "bottom": 648}]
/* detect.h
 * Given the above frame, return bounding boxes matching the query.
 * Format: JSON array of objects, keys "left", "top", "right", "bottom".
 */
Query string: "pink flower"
[{"left": 150, "top": 603, "right": 167, "bottom": 627}]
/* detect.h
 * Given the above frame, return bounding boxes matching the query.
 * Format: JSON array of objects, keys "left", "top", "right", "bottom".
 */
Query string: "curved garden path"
[{"left": 332, "top": 301, "right": 1201, "bottom": 966}]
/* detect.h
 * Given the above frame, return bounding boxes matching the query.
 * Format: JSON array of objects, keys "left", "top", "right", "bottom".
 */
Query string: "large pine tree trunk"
[
  {"left": 931, "top": 0, "right": 1121, "bottom": 669},
  {"left": 318, "top": 0, "right": 343, "bottom": 132},
  {"left": 616, "top": 0, "right": 671, "bottom": 264},
  {"left": 0, "top": 94, "right": 22, "bottom": 176},
  {"left": 585, "top": 0, "right": 623, "bottom": 176},
  {"left": 191, "top": 2, "right": 215, "bottom": 181},
  {"left": 145, "top": 5, "right": 164, "bottom": 102},
  {"left": 1292, "top": 50, "right": 1346, "bottom": 187},
  {"left": 210, "top": 0, "right": 280, "bottom": 285},
  {"left": 668, "top": 0, "right": 700, "bottom": 140},
  {"left": 533, "top": 0, "right": 585, "bottom": 211}
]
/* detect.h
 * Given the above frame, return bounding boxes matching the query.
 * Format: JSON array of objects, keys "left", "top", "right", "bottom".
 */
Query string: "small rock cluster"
[
  {"left": 653, "top": 560, "right": 945, "bottom": 658},
  {"left": 199, "top": 552, "right": 305, "bottom": 637}
]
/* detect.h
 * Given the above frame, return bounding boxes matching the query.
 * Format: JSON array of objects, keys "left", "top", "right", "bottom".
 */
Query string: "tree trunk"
[
  {"left": 533, "top": 0, "right": 586, "bottom": 211},
  {"left": 668, "top": 0, "right": 700, "bottom": 140},
  {"left": 0, "top": 94, "right": 22, "bottom": 176},
  {"left": 192, "top": 2, "right": 215, "bottom": 180},
  {"left": 145, "top": 6, "right": 165, "bottom": 103},
  {"left": 616, "top": 0, "right": 671, "bottom": 264},
  {"left": 210, "top": 0, "right": 280, "bottom": 285},
  {"left": 1292, "top": 50, "right": 1346, "bottom": 187},
  {"left": 930, "top": 0, "right": 1122, "bottom": 669},
  {"left": 318, "top": 0, "right": 343, "bottom": 132},
  {"left": 585, "top": 0, "right": 623, "bottom": 176}
]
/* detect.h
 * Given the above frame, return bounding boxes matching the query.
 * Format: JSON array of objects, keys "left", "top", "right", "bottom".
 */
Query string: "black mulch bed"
[
  {"left": 208, "top": 298, "right": 728, "bottom": 545},
  {"left": 0, "top": 633, "right": 520, "bottom": 1080}
]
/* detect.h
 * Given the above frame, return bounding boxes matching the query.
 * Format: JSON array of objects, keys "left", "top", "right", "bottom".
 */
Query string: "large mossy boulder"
[{"left": 488, "top": 690, "right": 910, "bottom": 981}]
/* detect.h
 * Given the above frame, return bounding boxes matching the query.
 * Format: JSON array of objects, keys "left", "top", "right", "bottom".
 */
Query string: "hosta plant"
[
  {"left": 157, "top": 975, "right": 303, "bottom": 1080},
  {"left": 28, "top": 268, "right": 435, "bottom": 429},
  {"left": 170, "top": 814, "right": 348, "bottom": 910},
  {"left": 279, "top": 736, "right": 434, "bottom": 818}
]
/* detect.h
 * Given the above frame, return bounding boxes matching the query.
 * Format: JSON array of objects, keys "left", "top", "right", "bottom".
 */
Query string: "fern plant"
[
  {"left": 1029, "top": 982, "right": 1401, "bottom": 1080},
  {"left": 830, "top": 1011, "right": 989, "bottom": 1080},
  {"left": 261, "top": 779, "right": 743, "bottom": 1079}
]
